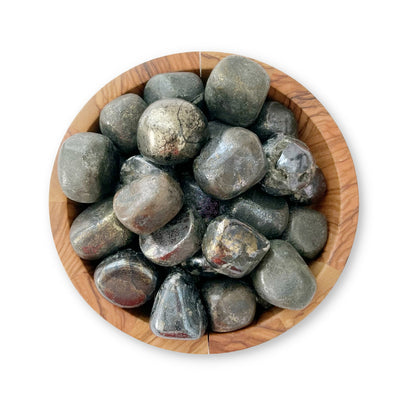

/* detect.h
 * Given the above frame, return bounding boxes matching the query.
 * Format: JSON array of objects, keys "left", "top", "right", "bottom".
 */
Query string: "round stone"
[
  {"left": 205, "top": 55, "right": 270, "bottom": 127},
  {"left": 201, "top": 278, "right": 256, "bottom": 332},
  {"left": 139, "top": 207, "right": 206, "bottom": 267},
  {"left": 281, "top": 207, "right": 328, "bottom": 259},
  {"left": 58, "top": 132, "right": 119, "bottom": 203},
  {"left": 289, "top": 167, "right": 327, "bottom": 205},
  {"left": 113, "top": 172, "right": 183, "bottom": 235},
  {"left": 137, "top": 98, "right": 207, "bottom": 165},
  {"left": 70, "top": 198, "right": 133, "bottom": 261},
  {"left": 181, "top": 252, "right": 218, "bottom": 277},
  {"left": 99, "top": 93, "right": 147, "bottom": 154},
  {"left": 193, "top": 127, "right": 267, "bottom": 200},
  {"left": 252, "top": 239, "right": 317, "bottom": 310},
  {"left": 94, "top": 249, "right": 158, "bottom": 308}
]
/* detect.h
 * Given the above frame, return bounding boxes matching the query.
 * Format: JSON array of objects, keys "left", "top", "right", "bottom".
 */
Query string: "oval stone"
[{"left": 289, "top": 167, "right": 327, "bottom": 205}]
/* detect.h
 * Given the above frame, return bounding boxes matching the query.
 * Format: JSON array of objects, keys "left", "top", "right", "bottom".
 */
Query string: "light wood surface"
[{"left": 49, "top": 51, "right": 359, "bottom": 354}]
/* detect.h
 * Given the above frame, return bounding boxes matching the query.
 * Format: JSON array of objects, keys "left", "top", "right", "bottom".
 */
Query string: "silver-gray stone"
[
  {"left": 289, "top": 167, "right": 327, "bottom": 205},
  {"left": 181, "top": 252, "right": 218, "bottom": 277}
]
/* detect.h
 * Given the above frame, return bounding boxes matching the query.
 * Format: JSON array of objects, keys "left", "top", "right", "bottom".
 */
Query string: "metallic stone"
[
  {"left": 205, "top": 55, "right": 270, "bottom": 127},
  {"left": 94, "top": 249, "right": 158, "bottom": 308},
  {"left": 58, "top": 132, "right": 119, "bottom": 203},
  {"left": 139, "top": 207, "right": 206, "bottom": 267},
  {"left": 70, "top": 198, "right": 134, "bottom": 261},
  {"left": 150, "top": 269, "right": 207, "bottom": 340},
  {"left": 252, "top": 239, "right": 317, "bottom": 310},
  {"left": 137, "top": 98, "right": 207, "bottom": 165},
  {"left": 181, "top": 252, "right": 218, "bottom": 277},
  {"left": 282, "top": 207, "right": 328, "bottom": 259},
  {"left": 202, "top": 216, "right": 270, "bottom": 278},
  {"left": 201, "top": 278, "right": 256, "bottom": 332},
  {"left": 113, "top": 172, "right": 183, "bottom": 235},
  {"left": 220, "top": 188, "right": 289, "bottom": 239},
  {"left": 99, "top": 93, "right": 147, "bottom": 154},
  {"left": 261, "top": 133, "right": 316, "bottom": 196},
  {"left": 193, "top": 127, "right": 267, "bottom": 200},
  {"left": 289, "top": 167, "right": 327, "bottom": 205}
]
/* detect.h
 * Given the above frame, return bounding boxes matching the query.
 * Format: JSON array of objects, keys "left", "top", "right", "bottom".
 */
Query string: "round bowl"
[{"left": 49, "top": 51, "right": 359, "bottom": 354}]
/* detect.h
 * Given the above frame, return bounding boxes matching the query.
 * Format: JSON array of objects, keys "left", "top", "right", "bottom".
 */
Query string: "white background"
[{"left": 1, "top": 1, "right": 415, "bottom": 415}]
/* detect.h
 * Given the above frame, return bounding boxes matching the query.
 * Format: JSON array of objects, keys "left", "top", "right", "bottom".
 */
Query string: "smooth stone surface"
[
  {"left": 137, "top": 98, "right": 207, "bottom": 165},
  {"left": 220, "top": 188, "right": 289, "bottom": 239},
  {"left": 58, "top": 132, "right": 119, "bottom": 203},
  {"left": 181, "top": 252, "right": 218, "bottom": 277},
  {"left": 202, "top": 216, "right": 270, "bottom": 278},
  {"left": 252, "top": 239, "right": 317, "bottom": 310},
  {"left": 70, "top": 198, "right": 133, "bottom": 261},
  {"left": 205, "top": 55, "right": 270, "bottom": 127},
  {"left": 113, "top": 172, "right": 183, "bottom": 235},
  {"left": 99, "top": 93, "right": 147, "bottom": 154},
  {"left": 150, "top": 269, "right": 207, "bottom": 340},
  {"left": 94, "top": 249, "right": 158, "bottom": 308},
  {"left": 143, "top": 72, "right": 204, "bottom": 107},
  {"left": 289, "top": 167, "right": 327, "bottom": 205},
  {"left": 139, "top": 207, "right": 206, "bottom": 267},
  {"left": 261, "top": 133, "right": 316, "bottom": 196},
  {"left": 282, "top": 207, "right": 328, "bottom": 259},
  {"left": 207, "top": 120, "right": 230, "bottom": 140},
  {"left": 201, "top": 278, "right": 256, "bottom": 332},
  {"left": 193, "top": 127, "right": 267, "bottom": 200},
  {"left": 251, "top": 101, "right": 297, "bottom": 140}
]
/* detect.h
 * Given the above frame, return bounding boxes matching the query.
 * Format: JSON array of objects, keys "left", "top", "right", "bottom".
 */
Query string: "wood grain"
[{"left": 49, "top": 51, "right": 359, "bottom": 354}]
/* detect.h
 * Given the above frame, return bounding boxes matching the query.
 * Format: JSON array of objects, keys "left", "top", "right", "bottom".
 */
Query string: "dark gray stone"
[
  {"left": 58, "top": 132, "right": 119, "bottom": 203},
  {"left": 205, "top": 55, "right": 270, "bottom": 127},
  {"left": 252, "top": 240, "right": 317, "bottom": 310},
  {"left": 94, "top": 249, "right": 158, "bottom": 308},
  {"left": 113, "top": 172, "right": 183, "bottom": 235},
  {"left": 99, "top": 93, "right": 147, "bottom": 154},
  {"left": 207, "top": 120, "right": 230, "bottom": 140},
  {"left": 70, "top": 198, "right": 133, "bottom": 260},
  {"left": 201, "top": 278, "right": 256, "bottom": 332},
  {"left": 202, "top": 216, "right": 270, "bottom": 278},
  {"left": 282, "top": 207, "right": 328, "bottom": 259},
  {"left": 150, "top": 269, "right": 207, "bottom": 340},
  {"left": 289, "top": 167, "right": 327, "bottom": 205},
  {"left": 181, "top": 252, "right": 218, "bottom": 277},
  {"left": 193, "top": 127, "right": 267, "bottom": 200},
  {"left": 137, "top": 98, "right": 207, "bottom": 165}
]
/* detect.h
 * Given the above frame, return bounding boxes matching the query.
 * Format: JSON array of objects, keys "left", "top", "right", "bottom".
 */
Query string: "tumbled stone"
[
  {"left": 113, "top": 172, "right": 183, "bottom": 235},
  {"left": 207, "top": 120, "right": 230, "bottom": 140},
  {"left": 282, "top": 207, "right": 328, "bottom": 259},
  {"left": 201, "top": 278, "right": 256, "bottom": 332},
  {"left": 205, "top": 55, "right": 270, "bottom": 127},
  {"left": 94, "top": 249, "right": 158, "bottom": 308},
  {"left": 143, "top": 72, "right": 204, "bottom": 107},
  {"left": 181, "top": 252, "right": 218, "bottom": 277},
  {"left": 70, "top": 198, "right": 133, "bottom": 260},
  {"left": 220, "top": 188, "right": 289, "bottom": 239},
  {"left": 193, "top": 127, "right": 267, "bottom": 200},
  {"left": 252, "top": 239, "right": 317, "bottom": 310},
  {"left": 99, "top": 93, "right": 147, "bottom": 154},
  {"left": 139, "top": 208, "right": 206, "bottom": 267},
  {"left": 150, "top": 269, "right": 207, "bottom": 339},
  {"left": 137, "top": 98, "right": 207, "bottom": 165},
  {"left": 261, "top": 133, "right": 316, "bottom": 196},
  {"left": 251, "top": 101, "right": 297, "bottom": 140},
  {"left": 202, "top": 216, "right": 270, "bottom": 278},
  {"left": 289, "top": 167, "right": 327, "bottom": 205},
  {"left": 58, "top": 132, "right": 119, "bottom": 203}
]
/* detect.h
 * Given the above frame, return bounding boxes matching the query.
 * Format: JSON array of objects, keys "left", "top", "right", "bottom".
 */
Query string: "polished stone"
[
  {"left": 207, "top": 120, "right": 230, "bottom": 140},
  {"left": 181, "top": 252, "right": 218, "bottom": 277},
  {"left": 289, "top": 167, "right": 327, "bottom": 205}
]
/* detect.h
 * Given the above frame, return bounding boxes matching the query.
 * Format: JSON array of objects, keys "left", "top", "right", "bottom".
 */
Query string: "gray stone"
[
  {"left": 207, "top": 120, "right": 230, "bottom": 140},
  {"left": 143, "top": 72, "right": 204, "bottom": 107},
  {"left": 201, "top": 278, "right": 256, "bottom": 332},
  {"left": 202, "top": 216, "right": 270, "bottom": 278},
  {"left": 94, "top": 249, "right": 158, "bottom": 308},
  {"left": 193, "top": 127, "right": 267, "bottom": 200},
  {"left": 252, "top": 239, "right": 317, "bottom": 310},
  {"left": 113, "top": 172, "right": 183, "bottom": 235},
  {"left": 220, "top": 188, "right": 289, "bottom": 239},
  {"left": 150, "top": 269, "right": 207, "bottom": 340},
  {"left": 261, "top": 133, "right": 316, "bottom": 196},
  {"left": 282, "top": 207, "right": 328, "bottom": 259},
  {"left": 99, "top": 93, "right": 147, "bottom": 154},
  {"left": 137, "top": 98, "right": 207, "bottom": 165},
  {"left": 289, "top": 167, "right": 327, "bottom": 205},
  {"left": 181, "top": 252, "right": 218, "bottom": 277},
  {"left": 139, "top": 207, "right": 206, "bottom": 267},
  {"left": 205, "top": 55, "right": 270, "bottom": 127},
  {"left": 58, "top": 132, "right": 119, "bottom": 203},
  {"left": 70, "top": 198, "right": 133, "bottom": 260}
]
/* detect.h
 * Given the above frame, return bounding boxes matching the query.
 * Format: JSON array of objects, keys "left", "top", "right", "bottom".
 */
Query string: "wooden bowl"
[{"left": 49, "top": 51, "right": 359, "bottom": 354}]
